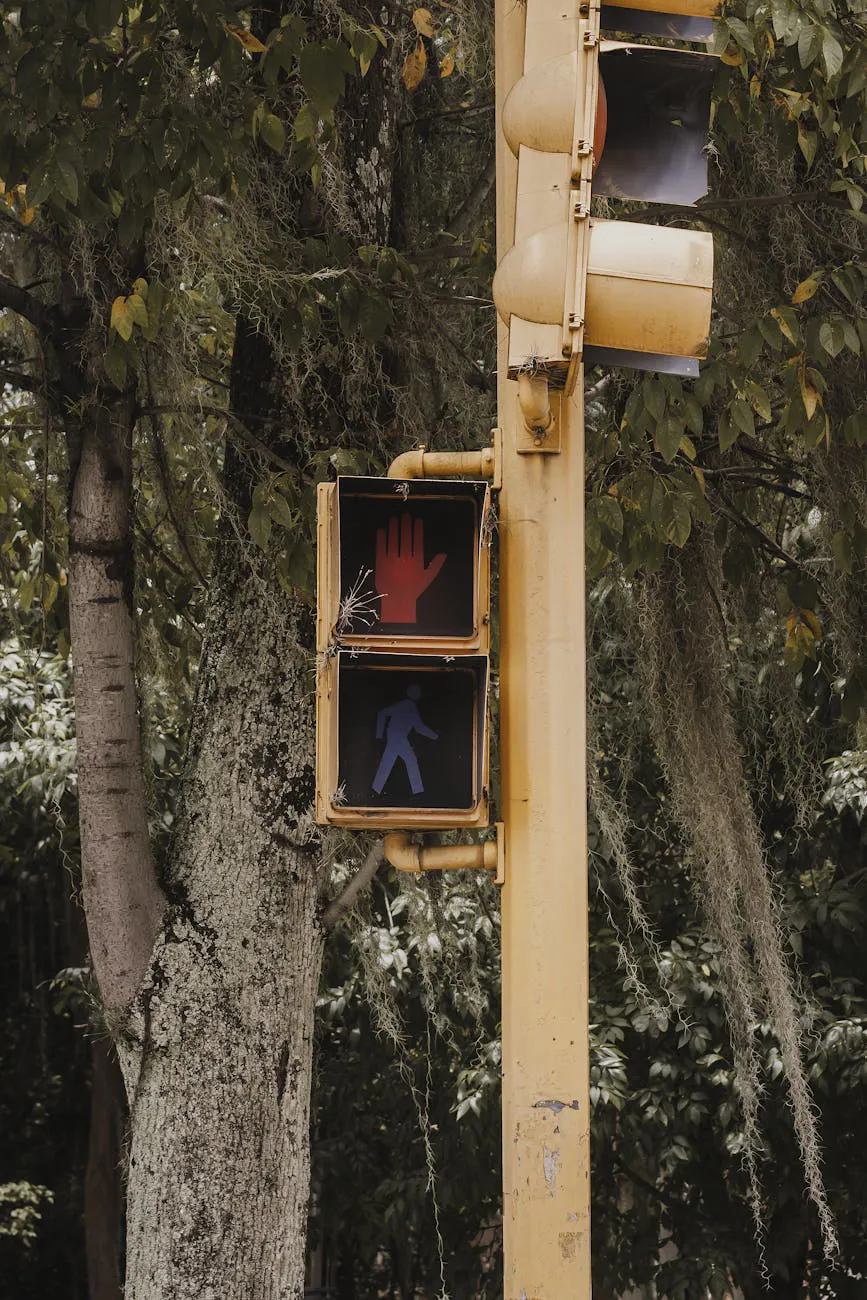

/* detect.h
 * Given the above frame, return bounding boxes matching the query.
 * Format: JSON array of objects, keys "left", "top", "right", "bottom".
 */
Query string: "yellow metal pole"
[{"left": 496, "top": 1, "right": 592, "bottom": 1295}]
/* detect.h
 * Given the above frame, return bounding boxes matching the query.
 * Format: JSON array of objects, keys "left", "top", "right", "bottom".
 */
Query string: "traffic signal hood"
[
  {"left": 493, "top": 0, "right": 718, "bottom": 383},
  {"left": 602, "top": 0, "right": 719, "bottom": 39}
]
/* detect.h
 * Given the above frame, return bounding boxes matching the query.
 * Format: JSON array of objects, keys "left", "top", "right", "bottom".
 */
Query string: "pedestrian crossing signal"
[
  {"left": 317, "top": 475, "right": 491, "bottom": 655},
  {"left": 316, "top": 476, "right": 492, "bottom": 829},
  {"left": 319, "top": 653, "right": 489, "bottom": 826}
]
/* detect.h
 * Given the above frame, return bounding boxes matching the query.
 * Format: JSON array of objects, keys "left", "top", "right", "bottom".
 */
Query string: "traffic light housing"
[
  {"left": 493, "top": 0, "right": 718, "bottom": 384},
  {"left": 316, "top": 476, "right": 492, "bottom": 828}
]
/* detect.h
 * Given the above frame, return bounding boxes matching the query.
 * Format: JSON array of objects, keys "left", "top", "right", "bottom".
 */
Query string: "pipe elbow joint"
[
  {"left": 386, "top": 449, "right": 425, "bottom": 480},
  {"left": 518, "top": 372, "right": 553, "bottom": 433},
  {"left": 383, "top": 831, "right": 421, "bottom": 873}
]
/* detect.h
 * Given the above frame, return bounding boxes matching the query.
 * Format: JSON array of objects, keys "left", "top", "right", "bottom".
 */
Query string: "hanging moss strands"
[{"left": 638, "top": 539, "right": 837, "bottom": 1259}]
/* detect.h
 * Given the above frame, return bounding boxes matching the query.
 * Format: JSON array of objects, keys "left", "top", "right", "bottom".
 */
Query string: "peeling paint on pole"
[{"left": 542, "top": 1146, "right": 560, "bottom": 1196}]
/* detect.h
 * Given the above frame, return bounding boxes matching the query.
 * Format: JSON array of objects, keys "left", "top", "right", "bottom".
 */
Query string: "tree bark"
[
  {"left": 118, "top": 533, "right": 324, "bottom": 1298},
  {"left": 68, "top": 397, "right": 165, "bottom": 1014}
]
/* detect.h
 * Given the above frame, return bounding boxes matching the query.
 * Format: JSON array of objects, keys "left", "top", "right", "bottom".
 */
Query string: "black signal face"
[
  {"left": 593, "top": 47, "right": 714, "bottom": 207},
  {"left": 336, "top": 654, "right": 486, "bottom": 812},
  {"left": 336, "top": 477, "right": 486, "bottom": 642},
  {"left": 317, "top": 477, "right": 491, "bottom": 827}
]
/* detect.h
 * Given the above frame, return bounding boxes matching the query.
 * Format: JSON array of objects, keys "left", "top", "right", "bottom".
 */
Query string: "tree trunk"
[
  {"left": 67, "top": 12, "right": 405, "bottom": 1296},
  {"left": 117, "top": 548, "right": 324, "bottom": 1298},
  {"left": 68, "top": 397, "right": 165, "bottom": 1014},
  {"left": 85, "top": 1039, "right": 125, "bottom": 1300}
]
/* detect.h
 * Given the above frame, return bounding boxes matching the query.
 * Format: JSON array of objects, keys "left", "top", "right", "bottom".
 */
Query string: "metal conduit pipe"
[
  {"left": 517, "top": 372, "right": 553, "bottom": 432},
  {"left": 387, "top": 444, "right": 498, "bottom": 481},
  {"left": 384, "top": 831, "right": 499, "bottom": 874}
]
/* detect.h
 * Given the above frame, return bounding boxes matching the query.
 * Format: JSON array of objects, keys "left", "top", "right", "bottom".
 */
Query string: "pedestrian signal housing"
[
  {"left": 316, "top": 476, "right": 492, "bottom": 828},
  {"left": 317, "top": 476, "right": 491, "bottom": 655},
  {"left": 493, "top": 0, "right": 717, "bottom": 384}
]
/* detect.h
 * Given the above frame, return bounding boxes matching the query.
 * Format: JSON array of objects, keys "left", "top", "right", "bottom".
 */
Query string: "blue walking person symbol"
[{"left": 372, "top": 683, "right": 439, "bottom": 797}]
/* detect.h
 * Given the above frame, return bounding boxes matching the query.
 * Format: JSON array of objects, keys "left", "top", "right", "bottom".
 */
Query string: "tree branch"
[
  {"left": 322, "top": 841, "right": 385, "bottom": 930},
  {"left": 585, "top": 374, "right": 612, "bottom": 403},
  {"left": 400, "top": 101, "right": 493, "bottom": 129},
  {"left": 620, "top": 208, "right": 766, "bottom": 252},
  {"left": 0, "top": 205, "right": 58, "bottom": 248},
  {"left": 613, "top": 1154, "right": 714, "bottom": 1228},
  {"left": 713, "top": 486, "right": 801, "bottom": 570},
  {"left": 696, "top": 190, "right": 847, "bottom": 212},
  {"left": 700, "top": 465, "right": 810, "bottom": 500},
  {"left": 0, "top": 365, "right": 43, "bottom": 394},
  {"left": 142, "top": 404, "right": 209, "bottom": 590},
  {"left": 405, "top": 242, "right": 476, "bottom": 264},
  {"left": 410, "top": 295, "right": 496, "bottom": 394},
  {"left": 0, "top": 272, "right": 54, "bottom": 334},
  {"left": 141, "top": 404, "right": 296, "bottom": 474},
  {"left": 444, "top": 155, "right": 495, "bottom": 240}
]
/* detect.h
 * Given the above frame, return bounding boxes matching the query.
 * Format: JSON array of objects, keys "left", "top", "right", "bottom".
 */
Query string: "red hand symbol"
[{"left": 375, "top": 515, "right": 446, "bottom": 624}]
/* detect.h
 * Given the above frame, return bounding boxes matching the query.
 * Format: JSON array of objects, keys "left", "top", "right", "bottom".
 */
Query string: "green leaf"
[
  {"left": 655, "top": 414, "right": 684, "bottom": 464},
  {"left": 585, "top": 501, "right": 602, "bottom": 554},
  {"left": 682, "top": 393, "right": 704, "bottom": 436},
  {"left": 731, "top": 398, "right": 756, "bottom": 438},
  {"left": 140, "top": 281, "right": 164, "bottom": 342},
  {"left": 337, "top": 283, "right": 360, "bottom": 335},
  {"left": 770, "top": 0, "right": 793, "bottom": 40},
  {"left": 357, "top": 293, "right": 393, "bottom": 343},
  {"left": 725, "top": 17, "right": 755, "bottom": 52},
  {"left": 260, "top": 113, "right": 286, "bottom": 154},
  {"left": 718, "top": 410, "right": 738, "bottom": 453},
  {"left": 104, "top": 337, "right": 129, "bottom": 390},
  {"left": 846, "top": 58, "right": 867, "bottom": 97},
  {"left": 757, "top": 315, "right": 783, "bottom": 350},
  {"left": 596, "top": 494, "right": 624, "bottom": 543},
  {"left": 268, "top": 493, "right": 295, "bottom": 528},
  {"left": 665, "top": 495, "right": 692, "bottom": 548},
  {"left": 797, "top": 122, "right": 817, "bottom": 168},
  {"left": 55, "top": 156, "right": 79, "bottom": 205},
  {"left": 644, "top": 379, "right": 665, "bottom": 423},
  {"left": 858, "top": 317, "right": 867, "bottom": 359},
  {"left": 822, "top": 31, "right": 844, "bottom": 78},
  {"left": 819, "top": 321, "right": 845, "bottom": 357},
  {"left": 85, "top": 0, "right": 124, "bottom": 35},
  {"left": 797, "top": 23, "right": 820, "bottom": 68},
  {"left": 294, "top": 103, "right": 318, "bottom": 141},
  {"left": 694, "top": 368, "right": 717, "bottom": 404},
  {"left": 300, "top": 41, "right": 352, "bottom": 118},
  {"left": 831, "top": 530, "right": 854, "bottom": 575},
  {"left": 840, "top": 321, "right": 861, "bottom": 355},
  {"left": 746, "top": 383, "right": 772, "bottom": 423},
  {"left": 248, "top": 502, "right": 272, "bottom": 550},
  {"left": 831, "top": 267, "right": 862, "bottom": 306},
  {"left": 843, "top": 413, "right": 867, "bottom": 447},
  {"left": 737, "top": 325, "right": 763, "bottom": 368}
]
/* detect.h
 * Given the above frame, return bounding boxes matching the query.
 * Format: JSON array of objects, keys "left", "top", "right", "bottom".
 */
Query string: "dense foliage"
[{"left": 0, "top": 644, "right": 89, "bottom": 1297}]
